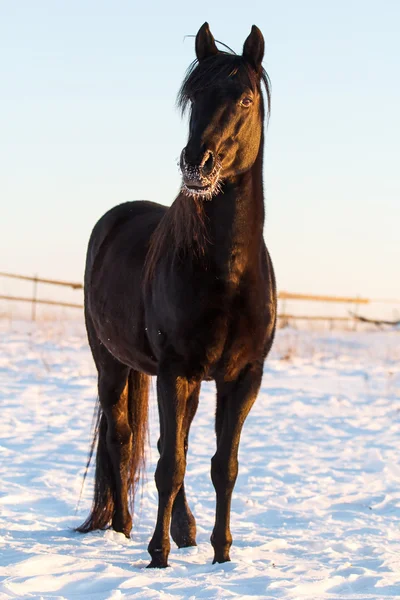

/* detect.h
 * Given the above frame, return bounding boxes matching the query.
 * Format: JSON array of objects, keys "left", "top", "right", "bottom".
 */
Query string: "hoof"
[
  {"left": 147, "top": 549, "right": 169, "bottom": 569},
  {"left": 177, "top": 540, "right": 197, "bottom": 549},
  {"left": 112, "top": 516, "right": 132, "bottom": 539},
  {"left": 212, "top": 554, "right": 231, "bottom": 564},
  {"left": 146, "top": 559, "right": 169, "bottom": 569},
  {"left": 171, "top": 512, "right": 197, "bottom": 549},
  {"left": 112, "top": 526, "right": 131, "bottom": 540}
]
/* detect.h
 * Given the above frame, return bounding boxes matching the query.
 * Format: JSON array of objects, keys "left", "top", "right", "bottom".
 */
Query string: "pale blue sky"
[{"left": 1, "top": 0, "right": 399, "bottom": 300}]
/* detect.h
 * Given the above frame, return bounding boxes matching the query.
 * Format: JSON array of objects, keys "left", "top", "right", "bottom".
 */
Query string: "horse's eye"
[{"left": 240, "top": 97, "right": 253, "bottom": 108}]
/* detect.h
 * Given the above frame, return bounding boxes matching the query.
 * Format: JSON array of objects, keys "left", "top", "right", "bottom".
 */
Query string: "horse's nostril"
[{"left": 202, "top": 151, "right": 215, "bottom": 175}]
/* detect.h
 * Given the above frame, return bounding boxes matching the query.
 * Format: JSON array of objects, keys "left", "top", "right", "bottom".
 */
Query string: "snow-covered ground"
[{"left": 0, "top": 320, "right": 399, "bottom": 600}]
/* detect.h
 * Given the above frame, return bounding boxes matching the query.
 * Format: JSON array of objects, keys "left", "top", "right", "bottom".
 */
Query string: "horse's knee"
[
  {"left": 155, "top": 454, "right": 186, "bottom": 496},
  {"left": 106, "top": 421, "right": 132, "bottom": 462},
  {"left": 211, "top": 454, "right": 238, "bottom": 493}
]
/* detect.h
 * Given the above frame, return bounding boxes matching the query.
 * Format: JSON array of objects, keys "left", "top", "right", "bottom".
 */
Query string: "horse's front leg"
[
  {"left": 147, "top": 363, "right": 197, "bottom": 568},
  {"left": 211, "top": 363, "right": 263, "bottom": 564},
  {"left": 170, "top": 383, "right": 200, "bottom": 548}
]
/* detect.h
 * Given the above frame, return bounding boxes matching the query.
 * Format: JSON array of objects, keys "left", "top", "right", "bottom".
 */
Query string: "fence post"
[
  {"left": 31, "top": 274, "right": 38, "bottom": 321},
  {"left": 353, "top": 297, "right": 360, "bottom": 331}
]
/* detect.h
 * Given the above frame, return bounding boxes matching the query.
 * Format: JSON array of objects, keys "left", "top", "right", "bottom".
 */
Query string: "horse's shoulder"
[
  {"left": 87, "top": 201, "right": 167, "bottom": 267},
  {"left": 94, "top": 200, "right": 166, "bottom": 232}
]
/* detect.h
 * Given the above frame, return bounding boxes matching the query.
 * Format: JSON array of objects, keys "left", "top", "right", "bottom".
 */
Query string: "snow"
[{"left": 0, "top": 320, "right": 400, "bottom": 600}]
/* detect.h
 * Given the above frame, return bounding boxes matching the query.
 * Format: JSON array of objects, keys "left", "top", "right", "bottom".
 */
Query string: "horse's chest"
[
  {"left": 215, "top": 300, "right": 264, "bottom": 380},
  {"left": 178, "top": 287, "right": 265, "bottom": 381},
  {"left": 149, "top": 258, "right": 268, "bottom": 380}
]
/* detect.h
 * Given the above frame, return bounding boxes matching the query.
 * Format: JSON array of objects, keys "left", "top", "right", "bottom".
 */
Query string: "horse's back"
[{"left": 86, "top": 201, "right": 167, "bottom": 273}]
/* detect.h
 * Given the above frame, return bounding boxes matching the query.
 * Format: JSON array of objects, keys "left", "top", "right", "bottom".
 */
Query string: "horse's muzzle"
[{"left": 180, "top": 149, "right": 221, "bottom": 200}]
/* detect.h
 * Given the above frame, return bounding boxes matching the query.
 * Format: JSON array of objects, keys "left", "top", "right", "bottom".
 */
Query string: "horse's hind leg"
[
  {"left": 77, "top": 356, "right": 132, "bottom": 536},
  {"left": 97, "top": 362, "right": 133, "bottom": 537},
  {"left": 169, "top": 383, "right": 200, "bottom": 547},
  {"left": 78, "top": 309, "right": 133, "bottom": 537}
]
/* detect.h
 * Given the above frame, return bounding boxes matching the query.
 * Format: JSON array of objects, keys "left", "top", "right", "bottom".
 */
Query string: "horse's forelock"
[{"left": 177, "top": 53, "right": 271, "bottom": 117}]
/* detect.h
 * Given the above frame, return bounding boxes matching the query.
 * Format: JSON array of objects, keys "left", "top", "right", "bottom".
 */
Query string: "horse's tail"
[
  {"left": 76, "top": 370, "right": 150, "bottom": 534},
  {"left": 126, "top": 370, "right": 150, "bottom": 509}
]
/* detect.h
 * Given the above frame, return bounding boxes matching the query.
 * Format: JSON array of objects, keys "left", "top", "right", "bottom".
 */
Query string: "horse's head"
[{"left": 179, "top": 23, "right": 270, "bottom": 200}]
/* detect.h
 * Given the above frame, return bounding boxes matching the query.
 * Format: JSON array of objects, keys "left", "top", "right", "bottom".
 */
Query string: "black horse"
[{"left": 77, "top": 22, "right": 277, "bottom": 568}]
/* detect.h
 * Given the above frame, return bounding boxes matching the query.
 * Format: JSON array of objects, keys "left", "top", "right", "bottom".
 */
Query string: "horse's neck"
[{"left": 204, "top": 148, "right": 265, "bottom": 265}]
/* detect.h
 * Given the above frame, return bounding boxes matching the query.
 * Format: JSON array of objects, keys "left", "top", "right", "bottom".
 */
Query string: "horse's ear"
[
  {"left": 243, "top": 25, "right": 264, "bottom": 72},
  {"left": 195, "top": 22, "right": 219, "bottom": 61}
]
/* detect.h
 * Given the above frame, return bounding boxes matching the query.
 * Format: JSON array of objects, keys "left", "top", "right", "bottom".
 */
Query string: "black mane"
[{"left": 178, "top": 52, "right": 271, "bottom": 117}]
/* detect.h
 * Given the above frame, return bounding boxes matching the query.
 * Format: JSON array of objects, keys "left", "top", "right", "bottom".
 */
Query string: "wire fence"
[
  {"left": 1, "top": 270, "right": 399, "bottom": 326},
  {"left": 0, "top": 271, "right": 83, "bottom": 321}
]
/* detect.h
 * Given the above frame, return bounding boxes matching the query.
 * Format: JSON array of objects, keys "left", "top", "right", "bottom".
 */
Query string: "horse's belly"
[{"left": 89, "top": 293, "right": 158, "bottom": 376}]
